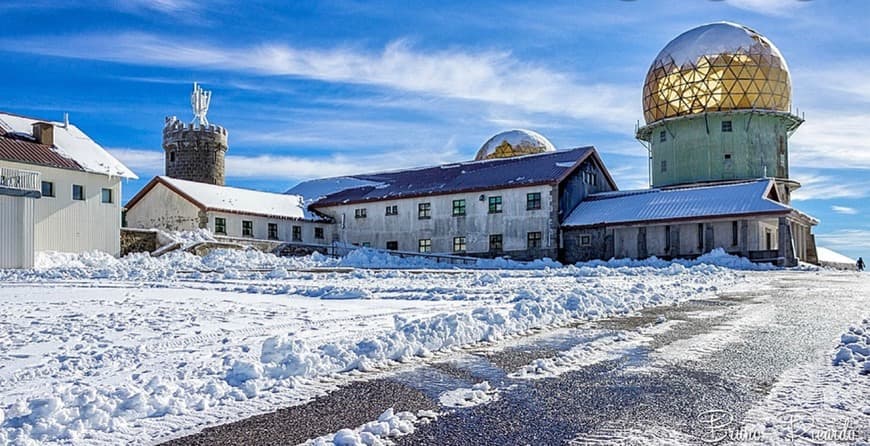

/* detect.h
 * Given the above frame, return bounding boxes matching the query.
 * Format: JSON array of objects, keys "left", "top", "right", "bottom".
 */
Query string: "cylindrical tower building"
[
  {"left": 162, "top": 116, "right": 228, "bottom": 185},
  {"left": 636, "top": 22, "right": 803, "bottom": 203}
]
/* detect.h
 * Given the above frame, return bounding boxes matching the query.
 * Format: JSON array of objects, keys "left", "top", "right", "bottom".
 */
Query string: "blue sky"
[{"left": 0, "top": 0, "right": 868, "bottom": 259}]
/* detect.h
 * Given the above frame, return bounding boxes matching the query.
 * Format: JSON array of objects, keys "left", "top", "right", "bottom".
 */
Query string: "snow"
[
  {"left": 302, "top": 408, "right": 437, "bottom": 446},
  {"left": 563, "top": 179, "right": 804, "bottom": 228},
  {"left": 816, "top": 246, "right": 857, "bottom": 269},
  {"left": 286, "top": 177, "right": 386, "bottom": 204},
  {"left": 157, "top": 176, "right": 323, "bottom": 221},
  {"left": 438, "top": 382, "right": 497, "bottom": 408},
  {"left": 0, "top": 245, "right": 778, "bottom": 444},
  {"left": 832, "top": 318, "right": 870, "bottom": 371},
  {"left": 0, "top": 112, "right": 136, "bottom": 179}
]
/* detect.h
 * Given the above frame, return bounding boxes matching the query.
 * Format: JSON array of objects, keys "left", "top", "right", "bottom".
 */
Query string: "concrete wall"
[
  {"left": 0, "top": 160, "right": 123, "bottom": 256},
  {"left": 125, "top": 182, "right": 202, "bottom": 231},
  {"left": 315, "top": 184, "right": 557, "bottom": 259},
  {"left": 204, "top": 211, "right": 332, "bottom": 244},
  {"left": 643, "top": 111, "right": 796, "bottom": 188}
]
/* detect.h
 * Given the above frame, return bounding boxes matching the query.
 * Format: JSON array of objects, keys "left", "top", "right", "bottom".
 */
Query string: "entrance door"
[{"left": 765, "top": 230, "right": 772, "bottom": 251}]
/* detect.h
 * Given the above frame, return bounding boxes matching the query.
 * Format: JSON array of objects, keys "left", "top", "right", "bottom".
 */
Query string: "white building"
[
  {"left": 0, "top": 111, "right": 137, "bottom": 268},
  {"left": 125, "top": 176, "right": 332, "bottom": 244}
]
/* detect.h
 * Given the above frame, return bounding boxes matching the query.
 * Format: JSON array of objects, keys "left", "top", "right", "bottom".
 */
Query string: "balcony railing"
[{"left": 0, "top": 167, "right": 40, "bottom": 192}]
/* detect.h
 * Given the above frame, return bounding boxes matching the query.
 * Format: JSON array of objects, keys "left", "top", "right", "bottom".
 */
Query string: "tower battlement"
[{"left": 162, "top": 113, "right": 229, "bottom": 186}]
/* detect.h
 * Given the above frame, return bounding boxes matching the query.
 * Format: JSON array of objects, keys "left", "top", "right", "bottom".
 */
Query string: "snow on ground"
[
  {"left": 301, "top": 408, "right": 437, "bottom": 446},
  {"left": 0, "top": 247, "right": 774, "bottom": 445},
  {"left": 816, "top": 246, "right": 857, "bottom": 269},
  {"left": 438, "top": 381, "right": 497, "bottom": 408}
]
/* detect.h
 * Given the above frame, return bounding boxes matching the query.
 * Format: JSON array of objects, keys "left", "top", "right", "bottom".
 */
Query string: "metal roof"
[
  {"left": 562, "top": 179, "right": 797, "bottom": 227},
  {"left": 302, "top": 147, "right": 601, "bottom": 207},
  {"left": 0, "top": 133, "right": 84, "bottom": 171}
]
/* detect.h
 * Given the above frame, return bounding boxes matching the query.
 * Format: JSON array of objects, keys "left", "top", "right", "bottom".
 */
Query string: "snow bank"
[
  {"left": 816, "top": 246, "right": 857, "bottom": 270},
  {"left": 832, "top": 318, "right": 870, "bottom": 374},
  {"left": 576, "top": 248, "right": 777, "bottom": 272},
  {"left": 303, "top": 408, "right": 437, "bottom": 446},
  {"left": 438, "top": 382, "right": 497, "bottom": 408}
]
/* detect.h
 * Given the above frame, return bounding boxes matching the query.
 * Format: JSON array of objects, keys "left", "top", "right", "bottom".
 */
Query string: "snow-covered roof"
[
  {"left": 291, "top": 147, "right": 613, "bottom": 207},
  {"left": 816, "top": 247, "right": 855, "bottom": 266},
  {"left": 129, "top": 176, "right": 325, "bottom": 221},
  {"left": 0, "top": 111, "right": 137, "bottom": 179},
  {"left": 563, "top": 179, "right": 796, "bottom": 227}
]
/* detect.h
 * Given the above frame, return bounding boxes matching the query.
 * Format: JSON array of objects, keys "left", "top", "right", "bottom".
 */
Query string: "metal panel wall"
[{"left": 0, "top": 194, "right": 35, "bottom": 268}]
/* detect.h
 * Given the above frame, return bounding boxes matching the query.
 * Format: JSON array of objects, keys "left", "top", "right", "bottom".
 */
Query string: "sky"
[{"left": 0, "top": 0, "right": 868, "bottom": 259}]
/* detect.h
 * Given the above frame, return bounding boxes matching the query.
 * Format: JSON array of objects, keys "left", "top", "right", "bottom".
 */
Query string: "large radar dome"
[
  {"left": 475, "top": 129, "right": 556, "bottom": 161},
  {"left": 642, "top": 22, "right": 791, "bottom": 124}
]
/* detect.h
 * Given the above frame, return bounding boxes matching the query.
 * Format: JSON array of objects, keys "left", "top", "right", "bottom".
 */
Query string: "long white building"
[{"left": 0, "top": 111, "right": 136, "bottom": 267}]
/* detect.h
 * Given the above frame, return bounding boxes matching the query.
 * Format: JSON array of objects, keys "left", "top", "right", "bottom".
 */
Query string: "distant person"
[{"left": 858, "top": 257, "right": 865, "bottom": 272}]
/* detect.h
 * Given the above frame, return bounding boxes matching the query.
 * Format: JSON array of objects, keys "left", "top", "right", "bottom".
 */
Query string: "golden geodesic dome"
[
  {"left": 475, "top": 129, "right": 556, "bottom": 161},
  {"left": 642, "top": 22, "right": 791, "bottom": 124}
]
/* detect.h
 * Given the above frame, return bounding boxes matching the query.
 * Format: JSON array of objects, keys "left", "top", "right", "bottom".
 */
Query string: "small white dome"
[{"left": 475, "top": 129, "right": 556, "bottom": 161}]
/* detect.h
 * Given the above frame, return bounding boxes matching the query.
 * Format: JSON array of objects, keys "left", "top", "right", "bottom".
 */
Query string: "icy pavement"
[{"left": 0, "top": 248, "right": 772, "bottom": 445}]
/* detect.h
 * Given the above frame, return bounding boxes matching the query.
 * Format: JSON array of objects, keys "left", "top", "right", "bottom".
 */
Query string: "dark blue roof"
[{"left": 292, "top": 147, "right": 599, "bottom": 207}]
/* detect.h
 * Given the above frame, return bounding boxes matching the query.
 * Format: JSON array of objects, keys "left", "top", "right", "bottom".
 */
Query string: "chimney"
[{"left": 32, "top": 122, "right": 55, "bottom": 146}]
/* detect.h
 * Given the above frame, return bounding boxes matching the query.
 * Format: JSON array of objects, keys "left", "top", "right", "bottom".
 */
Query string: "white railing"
[{"left": 0, "top": 167, "right": 40, "bottom": 192}]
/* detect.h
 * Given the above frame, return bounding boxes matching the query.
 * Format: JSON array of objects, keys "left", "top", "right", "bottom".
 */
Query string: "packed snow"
[
  {"left": 302, "top": 408, "right": 437, "bottom": 446},
  {"left": 438, "top": 381, "right": 497, "bottom": 408},
  {"left": 0, "top": 245, "right": 784, "bottom": 444}
]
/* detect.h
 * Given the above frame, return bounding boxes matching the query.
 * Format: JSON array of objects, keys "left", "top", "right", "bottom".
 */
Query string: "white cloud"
[
  {"left": 831, "top": 205, "right": 858, "bottom": 215},
  {"left": 789, "top": 113, "right": 870, "bottom": 170},
  {"left": 723, "top": 0, "right": 809, "bottom": 17},
  {"left": 0, "top": 33, "right": 637, "bottom": 131},
  {"left": 815, "top": 229, "right": 870, "bottom": 258},
  {"left": 790, "top": 173, "right": 870, "bottom": 201}
]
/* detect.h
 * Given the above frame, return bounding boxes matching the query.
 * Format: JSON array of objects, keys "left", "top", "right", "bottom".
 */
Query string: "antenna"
[{"left": 190, "top": 82, "right": 212, "bottom": 126}]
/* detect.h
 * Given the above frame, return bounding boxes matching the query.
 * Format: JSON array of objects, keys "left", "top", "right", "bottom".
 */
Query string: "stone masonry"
[{"left": 163, "top": 116, "right": 228, "bottom": 186}]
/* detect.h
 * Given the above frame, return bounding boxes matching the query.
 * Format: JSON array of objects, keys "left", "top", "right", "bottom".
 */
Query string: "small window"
[
  {"left": 453, "top": 236, "right": 466, "bottom": 253},
  {"left": 732, "top": 221, "right": 739, "bottom": 246},
  {"left": 41, "top": 181, "right": 54, "bottom": 197},
  {"left": 527, "top": 232, "right": 542, "bottom": 249},
  {"left": 101, "top": 188, "right": 113, "bottom": 204},
  {"left": 292, "top": 225, "right": 302, "bottom": 241},
  {"left": 72, "top": 184, "right": 84, "bottom": 201},
  {"left": 724, "top": 153, "right": 732, "bottom": 160},
  {"left": 489, "top": 234, "right": 503, "bottom": 252},
  {"left": 314, "top": 227, "right": 324, "bottom": 239},
  {"left": 361, "top": 242, "right": 371, "bottom": 248},
  {"left": 580, "top": 235, "right": 591, "bottom": 246},
  {"left": 526, "top": 192, "right": 541, "bottom": 210},
  {"left": 385, "top": 205, "right": 398, "bottom": 216},
  {"left": 584, "top": 172, "right": 597, "bottom": 186},
  {"left": 169, "top": 151, "right": 176, "bottom": 162},
  {"left": 488, "top": 196, "right": 503, "bottom": 214},
  {"left": 215, "top": 217, "right": 227, "bottom": 235},
  {"left": 418, "top": 202, "right": 431, "bottom": 219},
  {"left": 721, "top": 120, "right": 732, "bottom": 132},
  {"left": 242, "top": 220, "right": 253, "bottom": 237},
  {"left": 659, "top": 130, "right": 667, "bottom": 142},
  {"left": 354, "top": 208, "right": 367, "bottom": 219},
  {"left": 452, "top": 199, "right": 466, "bottom": 216},
  {"left": 418, "top": 238, "right": 432, "bottom": 253},
  {"left": 268, "top": 223, "right": 279, "bottom": 240},
  {"left": 660, "top": 160, "right": 667, "bottom": 173},
  {"left": 386, "top": 241, "right": 398, "bottom": 251}
]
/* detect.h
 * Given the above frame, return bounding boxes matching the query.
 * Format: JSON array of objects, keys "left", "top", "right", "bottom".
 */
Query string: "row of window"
[
  {"left": 359, "top": 232, "right": 544, "bottom": 254},
  {"left": 40, "top": 181, "right": 113, "bottom": 203},
  {"left": 214, "top": 217, "right": 325, "bottom": 241},
  {"left": 355, "top": 193, "right": 543, "bottom": 219},
  {"left": 661, "top": 222, "right": 740, "bottom": 252},
  {"left": 659, "top": 120, "right": 733, "bottom": 142}
]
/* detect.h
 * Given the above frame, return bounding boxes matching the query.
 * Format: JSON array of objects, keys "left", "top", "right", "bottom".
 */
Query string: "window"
[
  {"left": 242, "top": 220, "right": 253, "bottom": 237},
  {"left": 660, "top": 160, "right": 667, "bottom": 173},
  {"left": 418, "top": 202, "right": 431, "bottom": 219},
  {"left": 452, "top": 199, "right": 466, "bottom": 216},
  {"left": 314, "top": 227, "right": 324, "bottom": 240},
  {"left": 584, "top": 172, "right": 597, "bottom": 186},
  {"left": 732, "top": 221, "right": 739, "bottom": 246},
  {"left": 361, "top": 242, "right": 371, "bottom": 248},
  {"left": 41, "top": 181, "right": 54, "bottom": 197},
  {"left": 268, "top": 223, "right": 279, "bottom": 240},
  {"left": 215, "top": 217, "right": 227, "bottom": 235},
  {"left": 101, "top": 188, "right": 113, "bottom": 204},
  {"left": 169, "top": 151, "right": 176, "bottom": 162},
  {"left": 659, "top": 130, "right": 667, "bottom": 142},
  {"left": 527, "top": 232, "right": 542, "bottom": 249},
  {"left": 453, "top": 236, "right": 466, "bottom": 253},
  {"left": 292, "top": 225, "right": 302, "bottom": 241},
  {"left": 354, "top": 208, "right": 367, "bottom": 219},
  {"left": 665, "top": 225, "right": 671, "bottom": 252},
  {"left": 386, "top": 241, "right": 398, "bottom": 251},
  {"left": 418, "top": 239, "right": 432, "bottom": 253},
  {"left": 72, "top": 184, "right": 84, "bottom": 201},
  {"left": 526, "top": 192, "right": 541, "bottom": 210},
  {"left": 580, "top": 235, "right": 592, "bottom": 246},
  {"left": 385, "top": 205, "right": 398, "bottom": 216},
  {"left": 721, "top": 120, "right": 732, "bottom": 132},
  {"left": 488, "top": 196, "right": 503, "bottom": 214},
  {"left": 697, "top": 223, "right": 704, "bottom": 249},
  {"left": 724, "top": 153, "right": 732, "bottom": 160},
  {"left": 489, "top": 234, "right": 503, "bottom": 252}
]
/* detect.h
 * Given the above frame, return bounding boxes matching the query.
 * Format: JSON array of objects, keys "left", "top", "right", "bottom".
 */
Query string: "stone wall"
[
  {"left": 121, "top": 228, "right": 158, "bottom": 257},
  {"left": 162, "top": 116, "right": 228, "bottom": 186}
]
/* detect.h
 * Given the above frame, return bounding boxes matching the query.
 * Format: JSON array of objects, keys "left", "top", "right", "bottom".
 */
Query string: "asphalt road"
[{"left": 163, "top": 271, "right": 869, "bottom": 446}]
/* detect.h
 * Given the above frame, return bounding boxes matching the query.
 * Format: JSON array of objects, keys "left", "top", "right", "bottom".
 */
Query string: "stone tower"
[{"left": 163, "top": 83, "right": 229, "bottom": 186}]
